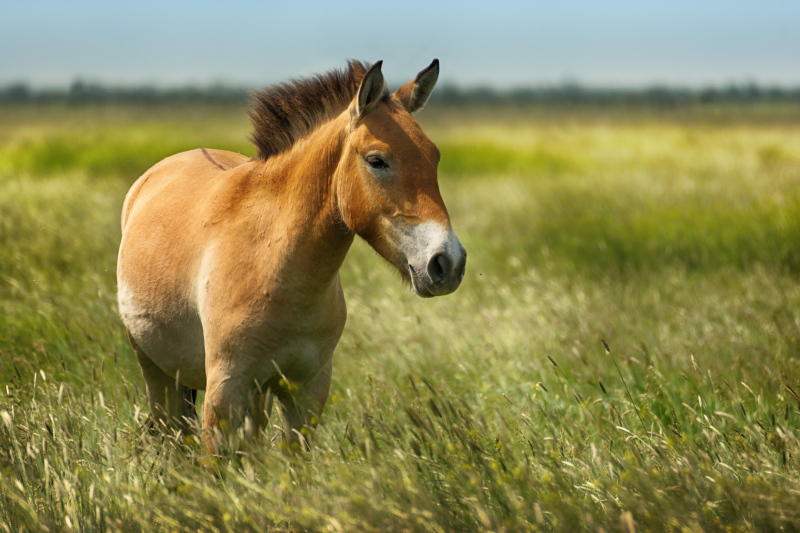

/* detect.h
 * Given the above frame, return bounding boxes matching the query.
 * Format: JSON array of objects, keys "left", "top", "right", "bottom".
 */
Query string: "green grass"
[
  {"left": 0, "top": 104, "right": 253, "bottom": 179},
  {"left": 1, "top": 103, "right": 800, "bottom": 531}
]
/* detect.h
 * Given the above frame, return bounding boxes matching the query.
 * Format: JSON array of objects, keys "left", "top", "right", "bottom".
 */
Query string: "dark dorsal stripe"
[
  {"left": 200, "top": 148, "right": 230, "bottom": 171},
  {"left": 248, "top": 60, "right": 389, "bottom": 161}
]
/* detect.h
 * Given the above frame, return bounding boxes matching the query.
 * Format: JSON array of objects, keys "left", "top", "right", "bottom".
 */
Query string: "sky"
[{"left": 1, "top": 0, "right": 799, "bottom": 89}]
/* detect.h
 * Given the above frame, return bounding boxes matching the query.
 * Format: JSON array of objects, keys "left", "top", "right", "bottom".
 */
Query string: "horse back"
[{"left": 121, "top": 149, "right": 250, "bottom": 232}]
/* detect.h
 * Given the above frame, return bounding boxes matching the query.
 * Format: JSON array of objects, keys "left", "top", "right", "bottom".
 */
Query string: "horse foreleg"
[
  {"left": 202, "top": 372, "right": 250, "bottom": 455},
  {"left": 248, "top": 389, "right": 273, "bottom": 441},
  {"left": 278, "top": 360, "right": 332, "bottom": 451}
]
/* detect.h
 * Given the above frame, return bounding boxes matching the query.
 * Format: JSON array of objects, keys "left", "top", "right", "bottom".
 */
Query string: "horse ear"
[
  {"left": 394, "top": 59, "right": 439, "bottom": 114},
  {"left": 355, "top": 61, "right": 385, "bottom": 117}
]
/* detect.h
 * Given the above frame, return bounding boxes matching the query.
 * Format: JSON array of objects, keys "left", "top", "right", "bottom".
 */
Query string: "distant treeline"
[
  {"left": 0, "top": 81, "right": 249, "bottom": 105},
  {"left": 2, "top": 79, "right": 800, "bottom": 106},
  {"left": 433, "top": 83, "right": 800, "bottom": 106}
]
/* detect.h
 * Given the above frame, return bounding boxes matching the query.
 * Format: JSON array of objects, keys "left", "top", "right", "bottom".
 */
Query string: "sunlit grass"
[
  {"left": 1, "top": 104, "right": 800, "bottom": 531},
  {"left": 0, "top": 104, "right": 254, "bottom": 179},
  {"left": 435, "top": 118, "right": 800, "bottom": 275}
]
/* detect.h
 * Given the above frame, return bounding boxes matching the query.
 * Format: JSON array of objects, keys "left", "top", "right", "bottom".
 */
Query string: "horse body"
[{"left": 117, "top": 60, "right": 465, "bottom": 452}]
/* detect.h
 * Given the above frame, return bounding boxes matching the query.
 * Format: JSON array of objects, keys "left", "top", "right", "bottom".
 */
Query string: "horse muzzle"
[{"left": 405, "top": 224, "right": 467, "bottom": 298}]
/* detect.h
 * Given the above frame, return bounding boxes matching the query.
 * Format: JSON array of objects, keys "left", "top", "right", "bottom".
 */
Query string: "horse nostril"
[{"left": 427, "top": 252, "right": 451, "bottom": 284}]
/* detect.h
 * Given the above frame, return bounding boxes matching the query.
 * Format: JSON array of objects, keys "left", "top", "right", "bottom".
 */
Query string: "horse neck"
[{"left": 250, "top": 114, "right": 354, "bottom": 286}]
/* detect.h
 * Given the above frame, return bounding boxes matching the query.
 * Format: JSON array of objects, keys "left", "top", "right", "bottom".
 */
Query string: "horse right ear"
[
  {"left": 354, "top": 61, "right": 385, "bottom": 119},
  {"left": 394, "top": 59, "right": 439, "bottom": 114}
]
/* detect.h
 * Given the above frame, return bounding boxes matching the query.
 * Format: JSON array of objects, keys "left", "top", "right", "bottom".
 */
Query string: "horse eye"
[{"left": 366, "top": 156, "right": 388, "bottom": 170}]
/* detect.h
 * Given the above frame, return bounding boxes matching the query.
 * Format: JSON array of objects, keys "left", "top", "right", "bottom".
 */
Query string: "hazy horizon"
[{"left": 2, "top": 0, "right": 798, "bottom": 89}]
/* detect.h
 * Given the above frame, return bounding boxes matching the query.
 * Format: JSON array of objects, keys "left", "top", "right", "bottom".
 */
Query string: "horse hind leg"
[
  {"left": 182, "top": 387, "right": 199, "bottom": 430},
  {"left": 126, "top": 329, "right": 197, "bottom": 435},
  {"left": 184, "top": 388, "right": 199, "bottom": 419}
]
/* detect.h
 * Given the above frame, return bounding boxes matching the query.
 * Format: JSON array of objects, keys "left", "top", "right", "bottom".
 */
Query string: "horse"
[{"left": 117, "top": 59, "right": 466, "bottom": 453}]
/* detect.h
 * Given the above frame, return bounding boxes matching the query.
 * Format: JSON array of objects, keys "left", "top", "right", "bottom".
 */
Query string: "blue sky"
[{"left": 1, "top": 1, "right": 798, "bottom": 88}]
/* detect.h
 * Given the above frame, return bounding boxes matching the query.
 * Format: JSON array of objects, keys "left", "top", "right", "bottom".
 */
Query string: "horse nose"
[{"left": 426, "top": 246, "right": 467, "bottom": 291}]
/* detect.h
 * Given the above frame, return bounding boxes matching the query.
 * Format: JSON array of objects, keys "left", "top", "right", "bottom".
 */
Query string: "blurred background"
[{"left": 2, "top": 2, "right": 800, "bottom": 531}]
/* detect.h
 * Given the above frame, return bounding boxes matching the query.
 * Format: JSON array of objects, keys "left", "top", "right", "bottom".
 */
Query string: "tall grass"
[{"left": 1, "top": 104, "right": 800, "bottom": 531}]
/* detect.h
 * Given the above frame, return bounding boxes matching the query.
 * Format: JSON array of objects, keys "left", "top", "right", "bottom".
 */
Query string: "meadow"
[{"left": 1, "top": 101, "right": 800, "bottom": 532}]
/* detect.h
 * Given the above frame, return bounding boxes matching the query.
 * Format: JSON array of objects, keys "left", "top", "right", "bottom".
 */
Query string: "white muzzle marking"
[{"left": 389, "top": 220, "right": 466, "bottom": 298}]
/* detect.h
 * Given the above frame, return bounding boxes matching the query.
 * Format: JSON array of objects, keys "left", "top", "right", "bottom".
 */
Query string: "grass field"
[{"left": 1, "top": 102, "right": 800, "bottom": 532}]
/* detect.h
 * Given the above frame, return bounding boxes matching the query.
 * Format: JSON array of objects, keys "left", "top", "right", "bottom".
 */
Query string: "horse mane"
[{"left": 248, "top": 60, "right": 389, "bottom": 161}]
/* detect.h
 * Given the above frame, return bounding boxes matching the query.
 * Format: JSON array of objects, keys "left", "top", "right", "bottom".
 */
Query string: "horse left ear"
[{"left": 394, "top": 59, "right": 439, "bottom": 114}]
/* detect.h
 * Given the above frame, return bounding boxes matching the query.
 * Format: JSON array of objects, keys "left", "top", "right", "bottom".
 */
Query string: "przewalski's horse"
[{"left": 117, "top": 60, "right": 466, "bottom": 453}]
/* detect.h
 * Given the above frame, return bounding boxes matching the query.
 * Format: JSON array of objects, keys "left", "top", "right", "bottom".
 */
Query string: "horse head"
[{"left": 337, "top": 60, "right": 466, "bottom": 297}]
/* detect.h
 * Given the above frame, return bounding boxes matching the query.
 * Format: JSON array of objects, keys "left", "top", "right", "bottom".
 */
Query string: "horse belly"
[{"left": 118, "top": 281, "right": 208, "bottom": 390}]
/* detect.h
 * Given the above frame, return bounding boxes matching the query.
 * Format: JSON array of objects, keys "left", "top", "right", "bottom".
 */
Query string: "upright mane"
[{"left": 248, "top": 60, "right": 388, "bottom": 161}]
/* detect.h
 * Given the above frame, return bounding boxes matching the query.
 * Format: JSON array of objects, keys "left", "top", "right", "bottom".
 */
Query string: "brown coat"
[{"left": 117, "top": 60, "right": 466, "bottom": 453}]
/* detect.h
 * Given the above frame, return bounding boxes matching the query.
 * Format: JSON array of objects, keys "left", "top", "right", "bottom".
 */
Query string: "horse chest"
[
  {"left": 244, "top": 296, "right": 346, "bottom": 384},
  {"left": 260, "top": 331, "right": 338, "bottom": 384},
  {"left": 193, "top": 267, "right": 346, "bottom": 386}
]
